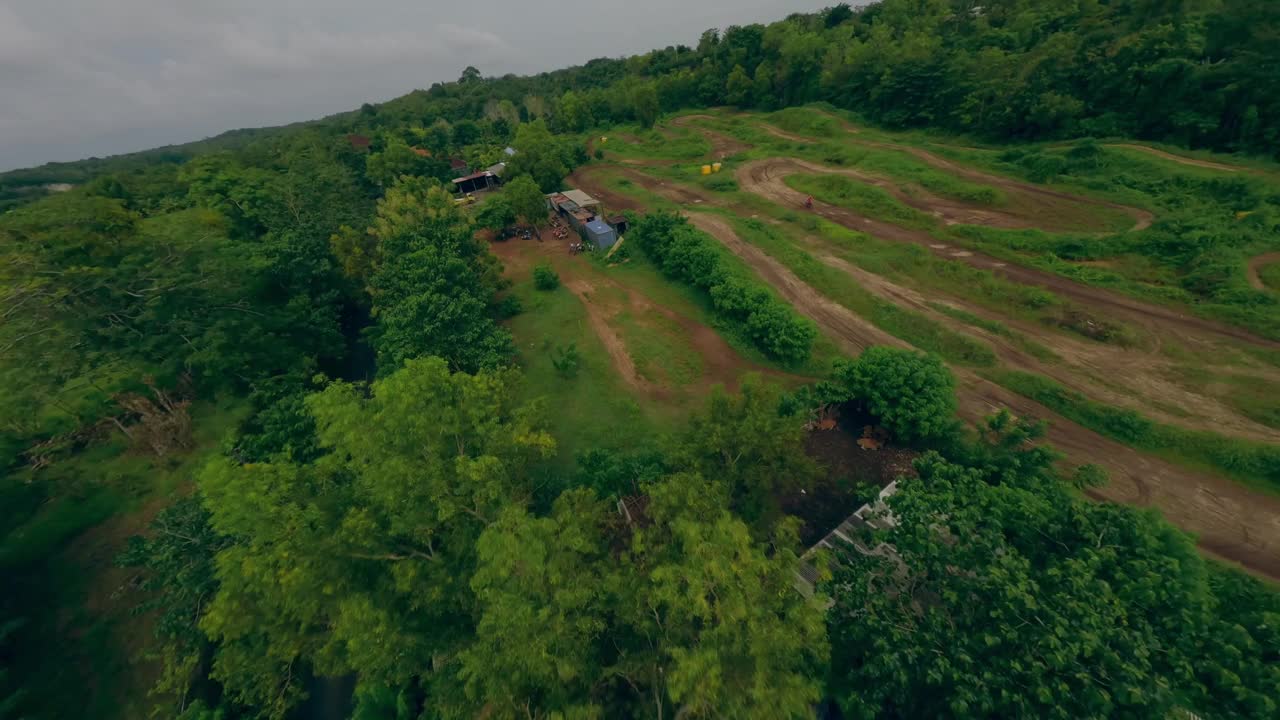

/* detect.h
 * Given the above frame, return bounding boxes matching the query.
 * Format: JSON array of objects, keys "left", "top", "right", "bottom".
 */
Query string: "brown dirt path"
[
  {"left": 686, "top": 213, "right": 1280, "bottom": 581},
  {"left": 760, "top": 157, "right": 1061, "bottom": 231},
  {"left": 1106, "top": 144, "right": 1247, "bottom": 173},
  {"left": 1246, "top": 251, "right": 1280, "bottom": 292},
  {"left": 861, "top": 144, "right": 1155, "bottom": 231},
  {"left": 736, "top": 158, "right": 1280, "bottom": 350},
  {"left": 668, "top": 114, "right": 751, "bottom": 159}
]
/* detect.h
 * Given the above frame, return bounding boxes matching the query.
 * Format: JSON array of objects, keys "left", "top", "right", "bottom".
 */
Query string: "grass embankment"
[{"left": 987, "top": 370, "right": 1280, "bottom": 495}]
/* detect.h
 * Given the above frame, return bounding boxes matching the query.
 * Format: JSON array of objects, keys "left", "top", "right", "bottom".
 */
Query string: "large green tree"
[
  {"left": 198, "top": 358, "right": 555, "bottom": 717},
  {"left": 832, "top": 346, "right": 957, "bottom": 443},
  {"left": 362, "top": 179, "right": 513, "bottom": 373},
  {"left": 825, "top": 452, "right": 1276, "bottom": 719},
  {"left": 504, "top": 121, "right": 571, "bottom": 193},
  {"left": 503, "top": 175, "right": 548, "bottom": 231}
]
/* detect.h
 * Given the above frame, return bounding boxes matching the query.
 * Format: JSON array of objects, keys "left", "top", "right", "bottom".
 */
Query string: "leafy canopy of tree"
[
  {"left": 825, "top": 452, "right": 1280, "bottom": 719},
  {"left": 503, "top": 174, "right": 548, "bottom": 230},
  {"left": 831, "top": 347, "right": 958, "bottom": 443}
]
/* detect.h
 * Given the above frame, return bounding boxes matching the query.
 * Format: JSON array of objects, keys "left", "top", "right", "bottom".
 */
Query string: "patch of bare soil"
[
  {"left": 1107, "top": 144, "right": 1247, "bottom": 173},
  {"left": 1246, "top": 251, "right": 1280, "bottom": 291},
  {"left": 734, "top": 157, "right": 1280, "bottom": 350}
]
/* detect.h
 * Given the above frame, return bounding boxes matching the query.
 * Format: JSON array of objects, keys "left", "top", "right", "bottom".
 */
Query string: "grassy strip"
[
  {"left": 784, "top": 173, "right": 936, "bottom": 230},
  {"left": 925, "top": 301, "right": 1061, "bottom": 362},
  {"left": 987, "top": 369, "right": 1280, "bottom": 495},
  {"left": 730, "top": 217, "right": 998, "bottom": 367},
  {"left": 506, "top": 274, "right": 659, "bottom": 469}
]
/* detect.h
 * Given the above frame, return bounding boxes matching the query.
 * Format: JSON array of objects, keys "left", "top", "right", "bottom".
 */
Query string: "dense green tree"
[
  {"left": 630, "top": 83, "right": 661, "bottom": 129},
  {"left": 365, "top": 136, "right": 440, "bottom": 188},
  {"left": 832, "top": 346, "right": 956, "bottom": 443},
  {"left": 613, "top": 474, "right": 828, "bottom": 719},
  {"left": 504, "top": 174, "right": 549, "bottom": 230},
  {"left": 724, "top": 64, "right": 754, "bottom": 107},
  {"left": 117, "top": 496, "right": 230, "bottom": 714},
  {"left": 363, "top": 180, "right": 513, "bottom": 372},
  {"left": 825, "top": 452, "right": 1269, "bottom": 720},
  {"left": 673, "top": 376, "right": 819, "bottom": 523},
  {"left": 504, "top": 121, "right": 571, "bottom": 193},
  {"left": 456, "top": 490, "right": 613, "bottom": 717},
  {"left": 472, "top": 192, "right": 516, "bottom": 231},
  {"left": 199, "top": 358, "right": 555, "bottom": 717}
]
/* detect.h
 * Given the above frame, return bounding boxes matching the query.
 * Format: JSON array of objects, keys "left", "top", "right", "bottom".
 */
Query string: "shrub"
[
  {"left": 494, "top": 294, "right": 523, "bottom": 319},
  {"left": 833, "top": 347, "right": 957, "bottom": 443},
  {"left": 630, "top": 211, "right": 814, "bottom": 364},
  {"left": 551, "top": 343, "right": 580, "bottom": 378},
  {"left": 532, "top": 263, "right": 560, "bottom": 291}
]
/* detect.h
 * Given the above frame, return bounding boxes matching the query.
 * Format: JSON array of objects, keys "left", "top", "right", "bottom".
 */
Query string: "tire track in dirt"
[
  {"left": 807, "top": 250, "right": 1279, "bottom": 443},
  {"left": 849, "top": 145, "right": 1155, "bottom": 232},
  {"left": 760, "top": 157, "right": 1057, "bottom": 230},
  {"left": 1246, "top": 251, "right": 1280, "bottom": 292},
  {"left": 686, "top": 213, "right": 1280, "bottom": 581},
  {"left": 737, "top": 158, "right": 1279, "bottom": 350}
]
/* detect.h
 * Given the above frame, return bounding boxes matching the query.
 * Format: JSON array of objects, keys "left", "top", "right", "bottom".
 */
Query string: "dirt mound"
[{"left": 668, "top": 115, "right": 751, "bottom": 158}]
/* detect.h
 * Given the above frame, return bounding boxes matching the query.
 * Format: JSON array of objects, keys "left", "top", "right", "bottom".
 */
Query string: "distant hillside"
[{"left": 0, "top": 122, "right": 324, "bottom": 212}]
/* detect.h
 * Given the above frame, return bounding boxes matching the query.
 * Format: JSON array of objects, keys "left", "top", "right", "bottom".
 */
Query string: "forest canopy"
[{"left": 3, "top": 1, "right": 1280, "bottom": 719}]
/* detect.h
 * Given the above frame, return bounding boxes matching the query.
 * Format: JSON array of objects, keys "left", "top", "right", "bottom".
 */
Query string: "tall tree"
[
  {"left": 504, "top": 121, "right": 571, "bottom": 193},
  {"left": 503, "top": 175, "right": 548, "bottom": 231},
  {"left": 199, "top": 358, "right": 555, "bottom": 718},
  {"left": 825, "top": 453, "right": 1249, "bottom": 720}
]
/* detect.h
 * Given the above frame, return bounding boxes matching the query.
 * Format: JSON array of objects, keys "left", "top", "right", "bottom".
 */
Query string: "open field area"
[{"left": 556, "top": 106, "right": 1280, "bottom": 579}]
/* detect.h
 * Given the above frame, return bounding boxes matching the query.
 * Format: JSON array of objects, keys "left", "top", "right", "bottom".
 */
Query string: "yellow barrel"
[
  {"left": 701, "top": 164, "right": 712, "bottom": 175},
  {"left": 712, "top": 162, "right": 722, "bottom": 173}
]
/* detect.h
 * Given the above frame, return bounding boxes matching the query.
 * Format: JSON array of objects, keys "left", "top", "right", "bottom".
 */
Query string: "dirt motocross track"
[
  {"left": 572, "top": 120, "right": 1280, "bottom": 580},
  {"left": 685, "top": 215, "right": 1280, "bottom": 581},
  {"left": 737, "top": 158, "right": 1275, "bottom": 349}
]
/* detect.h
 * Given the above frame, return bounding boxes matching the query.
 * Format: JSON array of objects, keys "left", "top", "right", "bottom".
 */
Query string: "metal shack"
[{"left": 583, "top": 218, "right": 618, "bottom": 249}]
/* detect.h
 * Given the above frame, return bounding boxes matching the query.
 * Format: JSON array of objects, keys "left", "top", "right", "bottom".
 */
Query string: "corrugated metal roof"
[
  {"left": 585, "top": 219, "right": 612, "bottom": 234},
  {"left": 561, "top": 189, "right": 599, "bottom": 207}
]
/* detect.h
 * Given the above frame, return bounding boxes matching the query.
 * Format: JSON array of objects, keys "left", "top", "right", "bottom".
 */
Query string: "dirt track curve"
[
  {"left": 1246, "top": 252, "right": 1280, "bottom": 292},
  {"left": 737, "top": 158, "right": 1278, "bottom": 350},
  {"left": 684, "top": 214, "right": 1280, "bottom": 581}
]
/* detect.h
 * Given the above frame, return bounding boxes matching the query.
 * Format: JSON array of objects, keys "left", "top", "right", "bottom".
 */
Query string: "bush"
[
  {"left": 631, "top": 212, "right": 815, "bottom": 364},
  {"left": 533, "top": 263, "right": 560, "bottom": 291},
  {"left": 494, "top": 294, "right": 523, "bottom": 319},
  {"left": 593, "top": 148, "right": 605, "bottom": 160},
  {"left": 551, "top": 343, "right": 580, "bottom": 378},
  {"left": 833, "top": 347, "right": 957, "bottom": 443}
]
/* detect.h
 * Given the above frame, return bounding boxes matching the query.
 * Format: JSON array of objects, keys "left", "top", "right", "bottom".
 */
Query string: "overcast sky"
[{"left": 0, "top": 0, "right": 824, "bottom": 171}]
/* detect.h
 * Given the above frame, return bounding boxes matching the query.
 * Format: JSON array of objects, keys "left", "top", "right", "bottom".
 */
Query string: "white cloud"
[{"left": 0, "top": 0, "right": 819, "bottom": 170}]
